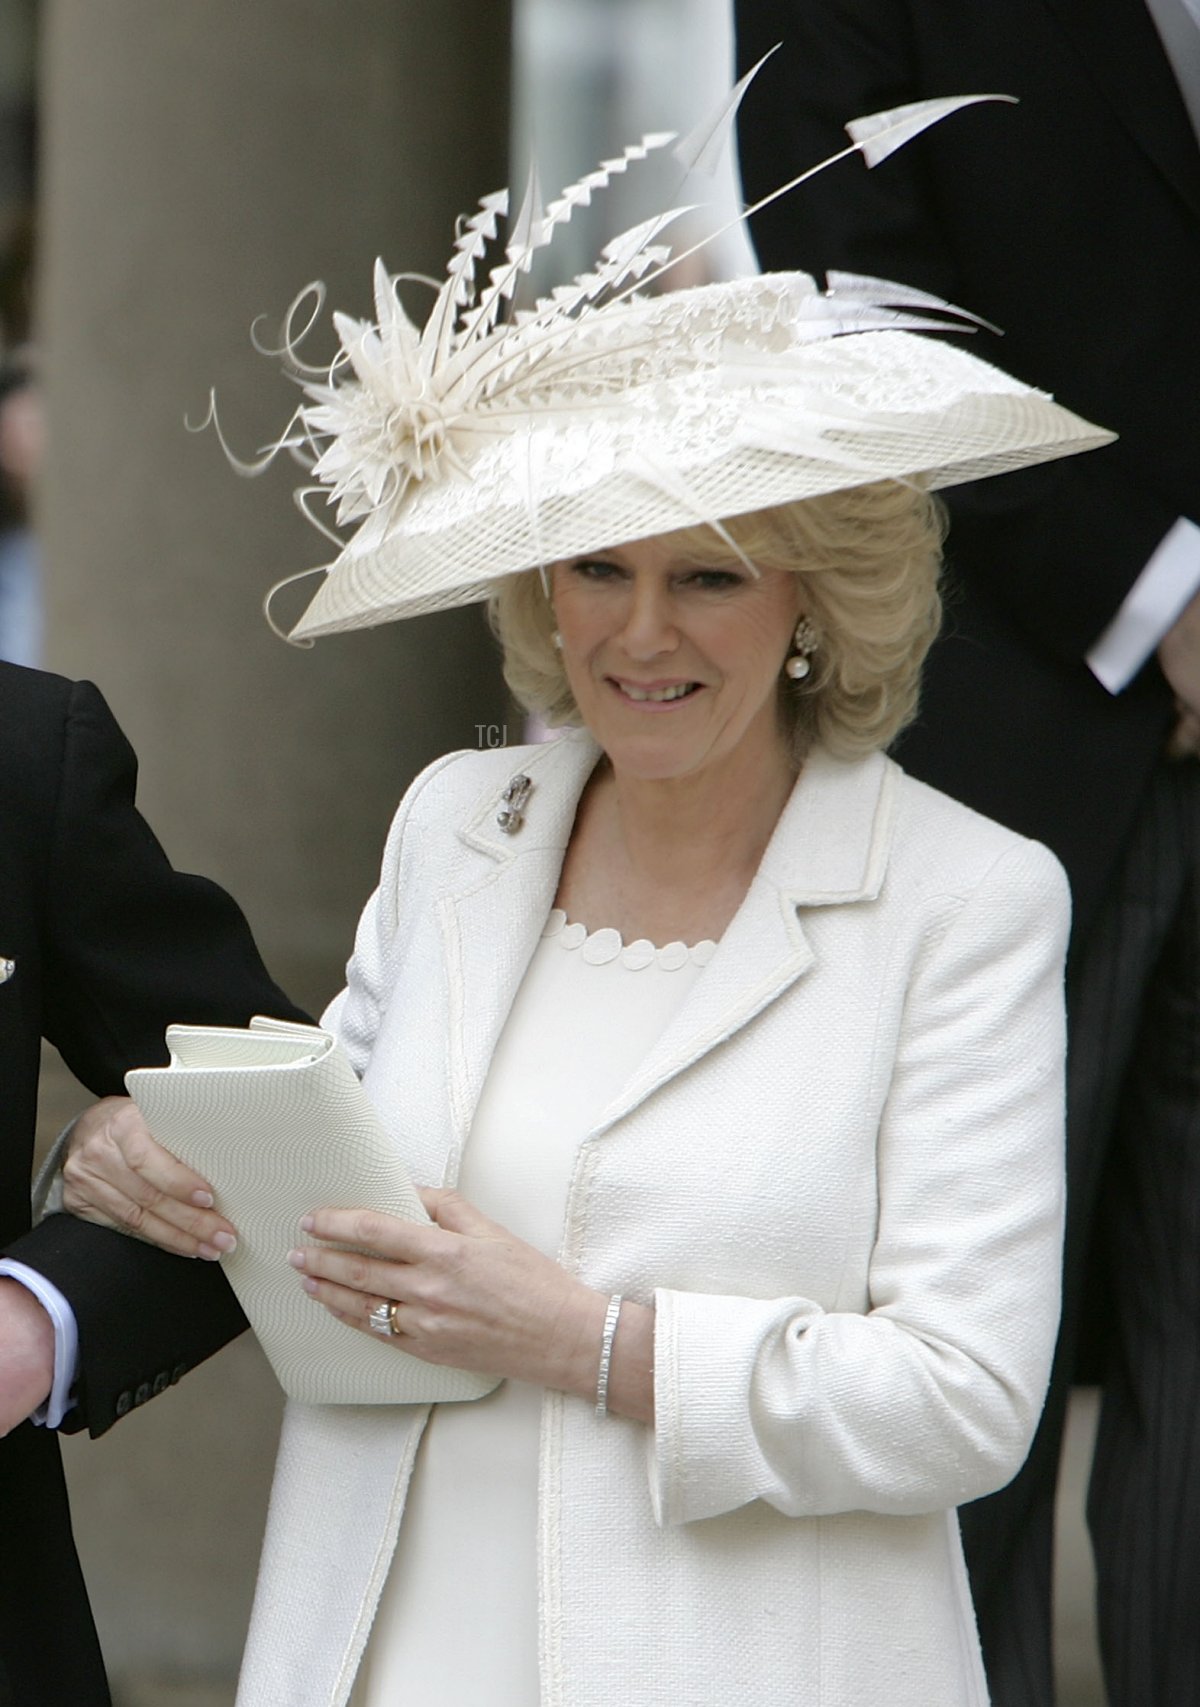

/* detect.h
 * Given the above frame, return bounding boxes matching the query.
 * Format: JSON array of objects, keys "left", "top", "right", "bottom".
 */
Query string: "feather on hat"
[{"left": 225, "top": 86, "right": 1112, "bottom": 642}]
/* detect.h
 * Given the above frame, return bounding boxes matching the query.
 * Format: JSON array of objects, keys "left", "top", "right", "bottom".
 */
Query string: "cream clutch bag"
[{"left": 125, "top": 1017, "right": 499, "bottom": 1406}]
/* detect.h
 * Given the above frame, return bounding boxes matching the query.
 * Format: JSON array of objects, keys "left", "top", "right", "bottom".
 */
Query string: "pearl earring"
[
  {"left": 552, "top": 630, "right": 563, "bottom": 651},
  {"left": 786, "top": 615, "right": 819, "bottom": 680}
]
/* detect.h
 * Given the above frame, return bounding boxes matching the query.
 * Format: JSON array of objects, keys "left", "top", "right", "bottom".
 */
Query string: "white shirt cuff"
[
  {"left": 0, "top": 1259, "right": 80, "bottom": 1427},
  {"left": 1087, "top": 517, "right": 1200, "bottom": 693}
]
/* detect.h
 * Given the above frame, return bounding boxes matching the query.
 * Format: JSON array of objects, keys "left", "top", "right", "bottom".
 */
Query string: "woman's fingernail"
[
  {"left": 191, "top": 1190, "right": 215, "bottom": 1209},
  {"left": 301, "top": 1277, "right": 318, "bottom": 1295},
  {"left": 287, "top": 1248, "right": 306, "bottom": 1269},
  {"left": 198, "top": 1243, "right": 221, "bottom": 1262},
  {"left": 299, "top": 1215, "right": 314, "bottom": 1233},
  {"left": 213, "top": 1231, "right": 237, "bottom": 1254}
]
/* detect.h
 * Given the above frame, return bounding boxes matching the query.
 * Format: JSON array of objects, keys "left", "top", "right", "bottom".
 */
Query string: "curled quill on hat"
[{"left": 199, "top": 58, "right": 1112, "bottom": 643}]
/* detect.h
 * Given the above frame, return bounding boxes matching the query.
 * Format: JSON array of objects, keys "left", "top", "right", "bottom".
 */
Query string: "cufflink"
[{"left": 0, "top": 958, "right": 14, "bottom": 984}]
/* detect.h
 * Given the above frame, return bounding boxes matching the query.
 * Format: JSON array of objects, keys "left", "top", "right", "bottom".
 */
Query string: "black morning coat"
[
  {"left": 0, "top": 662, "right": 308, "bottom": 1707},
  {"left": 737, "top": 0, "right": 1200, "bottom": 948}
]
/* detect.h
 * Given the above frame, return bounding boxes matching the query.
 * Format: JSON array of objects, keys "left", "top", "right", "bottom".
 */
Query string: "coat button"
[
  {"left": 152, "top": 1371, "right": 169, "bottom": 1396},
  {"left": 134, "top": 1383, "right": 152, "bottom": 1407},
  {"left": 115, "top": 1390, "right": 132, "bottom": 1417}
]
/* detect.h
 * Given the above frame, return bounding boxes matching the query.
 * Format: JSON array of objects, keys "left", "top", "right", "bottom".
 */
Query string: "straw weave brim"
[{"left": 289, "top": 336, "right": 1113, "bottom": 641}]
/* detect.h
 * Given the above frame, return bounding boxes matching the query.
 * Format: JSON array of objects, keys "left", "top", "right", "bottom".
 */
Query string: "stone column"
[
  {"left": 38, "top": 0, "right": 512, "bottom": 1013},
  {"left": 37, "top": 4, "right": 511, "bottom": 1693}
]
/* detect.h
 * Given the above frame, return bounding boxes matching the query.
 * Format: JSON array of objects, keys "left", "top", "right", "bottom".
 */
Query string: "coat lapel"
[
  {"left": 440, "top": 732, "right": 600, "bottom": 1145},
  {"left": 1042, "top": 0, "right": 1200, "bottom": 221},
  {"left": 438, "top": 738, "right": 898, "bottom": 1148},
  {"left": 590, "top": 749, "right": 899, "bottom": 1136}
]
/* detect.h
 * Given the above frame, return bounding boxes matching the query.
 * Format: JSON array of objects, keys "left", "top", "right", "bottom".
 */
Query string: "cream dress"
[{"left": 349, "top": 912, "right": 716, "bottom": 1707}]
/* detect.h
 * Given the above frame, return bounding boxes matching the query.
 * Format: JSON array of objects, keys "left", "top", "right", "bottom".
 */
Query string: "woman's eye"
[
  {"left": 683, "top": 569, "right": 744, "bottom": 591},
  {"left": 570, "top": 558, "right": 622, "bottom": 581}
]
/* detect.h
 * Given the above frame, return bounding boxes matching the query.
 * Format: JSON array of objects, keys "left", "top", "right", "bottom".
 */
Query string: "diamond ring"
[{"left": 368, "top": 1300, "right": 394, "bottom": 1337}]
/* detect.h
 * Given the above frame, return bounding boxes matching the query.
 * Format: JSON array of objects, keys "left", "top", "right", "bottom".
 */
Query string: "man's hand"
[
  {"left": 0, "top": 1277, "right": 54, "bottom": 1435},
  {"left": 1166, "top": 699, "right": 1200, "bottom": 760},
  {"left": 1159, "top": 584, "right": 1200, "bottom": 719},
  {"left": 1155, "top": 588, "right": 1200, "bottom": 757},
  {"left": 62, "top": 1097, "right": 237, "bottom": 1261}
]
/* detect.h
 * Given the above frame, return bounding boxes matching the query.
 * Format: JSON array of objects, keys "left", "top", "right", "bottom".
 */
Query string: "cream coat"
[{"left": 236, "top": 732, "right": 1069, "bottom": 1707}]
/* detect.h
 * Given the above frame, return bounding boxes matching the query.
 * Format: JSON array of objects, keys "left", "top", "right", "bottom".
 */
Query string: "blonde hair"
[{"left": 487, "top": 481, "right": 946, "bottom": 761}]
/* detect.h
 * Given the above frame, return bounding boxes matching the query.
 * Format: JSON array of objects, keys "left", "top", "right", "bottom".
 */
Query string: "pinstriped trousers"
[{"left": 959, "top": 757, "right": 1200, "bottom": 1707}]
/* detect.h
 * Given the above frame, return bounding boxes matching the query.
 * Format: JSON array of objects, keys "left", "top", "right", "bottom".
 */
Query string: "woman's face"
[{"left": 549, "top": 533, "right": 805, "bottom": 786}]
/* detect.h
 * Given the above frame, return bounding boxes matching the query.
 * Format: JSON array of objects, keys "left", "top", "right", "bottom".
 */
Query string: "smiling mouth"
[{"left": 613, "top": 680, "right": 702, "bottom": 704}]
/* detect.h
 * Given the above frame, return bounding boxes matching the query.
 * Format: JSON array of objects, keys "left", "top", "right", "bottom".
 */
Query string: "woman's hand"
[
  {"left": 290, "top": 1188, "right": 655, "bottom": 1422},
  {"left": 62, "top": 1097, "right": 237, "bottom": 1261}
]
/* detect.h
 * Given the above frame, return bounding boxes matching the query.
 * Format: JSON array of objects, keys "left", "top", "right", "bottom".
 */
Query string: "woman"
[{"left": 64, "top": 112, "right": 1109, "bottom": 1706}]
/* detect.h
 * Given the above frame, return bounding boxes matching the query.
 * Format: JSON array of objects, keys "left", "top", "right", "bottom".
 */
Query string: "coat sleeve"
[
  {"left": 649, "top": 837, "right": 1069, "bottom": 1526},
  {"left": 37, "top": 679, "right": 308, "bottom": 1084},
  {"left": 4, "top": 677, "right": 310, "bottom": 1437}
]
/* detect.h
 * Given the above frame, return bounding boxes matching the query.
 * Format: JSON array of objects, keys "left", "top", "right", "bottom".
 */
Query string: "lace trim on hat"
[{"left": 541, "top": 907, "right": 717, "bottom": 971}]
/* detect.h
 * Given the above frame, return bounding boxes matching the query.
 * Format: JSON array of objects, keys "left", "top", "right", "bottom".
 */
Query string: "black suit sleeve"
[
  {"left": 38, "top": 679, "right": 306, "bottom": 1088},
  {"left": 739, "top": 0, "right": 958, "bottom": 296},
  {"left": 4, "top": 678, "right": 310, "bottom": 1437},
  {"left": 736, "top": 0, "right": 1185, "bottom": 667}
]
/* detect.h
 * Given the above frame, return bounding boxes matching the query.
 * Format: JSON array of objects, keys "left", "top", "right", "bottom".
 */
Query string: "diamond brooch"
[{"left": 496, "top": 773, "right": 532, "bottom": 834}]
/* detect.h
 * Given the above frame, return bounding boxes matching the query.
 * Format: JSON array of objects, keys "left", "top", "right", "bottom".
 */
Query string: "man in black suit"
[
  {"left": 736, "top": 5, "right": 1200, "bottom": 1704},
  {"left": 0, "top": 660, "right": 306, "bottom": 1705}
]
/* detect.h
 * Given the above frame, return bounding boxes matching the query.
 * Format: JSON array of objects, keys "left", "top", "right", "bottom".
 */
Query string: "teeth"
[{"left": 622, "top": 682, "right": 695, "bottom": 702}]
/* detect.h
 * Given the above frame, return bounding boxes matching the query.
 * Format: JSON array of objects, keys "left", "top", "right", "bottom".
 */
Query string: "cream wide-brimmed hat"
[{"left": 240, "top": 97, "right": 1112, "bottom": 642}]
